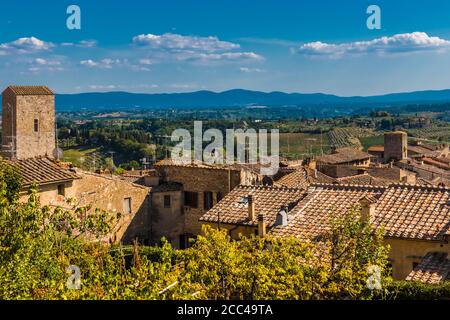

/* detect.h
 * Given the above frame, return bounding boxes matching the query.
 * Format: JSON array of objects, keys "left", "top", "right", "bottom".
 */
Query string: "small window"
[
  {"left": 34, "top": 119, "right": 39, "bottom": 132},
  {"left": 123, "top": 197, "right": 132, "bottom": 214},
  {"left": 184, "top": 191, "right": 198, "bottom": 208},
  {"left": 57, "top": 184, "right": 65, "bottom": 196},
  {"left": 216, "top": 192, "right": 223, "bottom": 203},
  {"left": 164, "top": 195, "right": 171, "bottom": 208},
  {"left": 204, "top": 191, "right": 213, "bottom": 210}
]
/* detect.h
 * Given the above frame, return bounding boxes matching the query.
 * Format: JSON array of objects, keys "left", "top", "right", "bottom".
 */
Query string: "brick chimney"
[
  {"left": 359, "top": 196, "right": 377, "bottom": 224},
  {"left": 248, "top": 195, "right": 255, "bottom": 221},
  {"left": 258, "top": 213, "right": 266, "bottom": 237}
]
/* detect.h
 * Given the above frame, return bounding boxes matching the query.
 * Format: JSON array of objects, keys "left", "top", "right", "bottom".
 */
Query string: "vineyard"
[
  {"left": 327, "top": 127, "right": 375, "bottom": 149},
  {"left": 406, "top": 126, "right": 450, "bottom": 143}
]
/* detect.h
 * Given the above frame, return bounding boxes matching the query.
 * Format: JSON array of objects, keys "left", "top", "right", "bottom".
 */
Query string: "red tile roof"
[
  {"left": 270, "top": 183, "right": 450, "bottom": 241},
  {"left": 316, "top": 147, "right": 372, "bottom": 165},
  {"left": 5, "top": 86, "right": 54, "bottom": 95},
  {"left": 4, "top": 157, "right": 80, "bottom": 187},
  {"left": 270, "top": 184, "right": 386, "bottom": 240},
  {"left": 200, "top": 185, "right": 305, "bottom": 227},
  {"left": 406, "top": 252, "right": 450, "bottom": 284}
]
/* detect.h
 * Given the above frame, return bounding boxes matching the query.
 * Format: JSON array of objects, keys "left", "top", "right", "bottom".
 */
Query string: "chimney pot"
[
  {"left": 248, "top": 195, "right": 255, "bottom": 221},
  {"left": 258, "top": 213, "right": 266, "bottom": 237}
]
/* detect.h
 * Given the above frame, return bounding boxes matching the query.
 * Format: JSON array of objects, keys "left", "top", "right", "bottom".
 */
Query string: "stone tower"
[
  {"left": 384, "top": 131, "right": 407, "bottom": 162},
  {"left": 1, "top": 86, "right": 56, "bottom": 160}
]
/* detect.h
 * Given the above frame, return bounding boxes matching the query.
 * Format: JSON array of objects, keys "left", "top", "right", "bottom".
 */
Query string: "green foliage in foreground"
[
  {"left": 376, "top": 281, "right": 450, "bottom": 300},
  {"left": 0, "top": 162, "right": 446, "bottom": 300}
]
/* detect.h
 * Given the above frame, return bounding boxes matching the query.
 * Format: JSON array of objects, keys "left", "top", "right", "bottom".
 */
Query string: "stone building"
[
  {"left": 384, "top": 131, "right": 407, "bottom": 162},
  {"left": 152, "top": 160, "right": 264, "bottom": 248},
  {"left": 316, "top": 147, "right": 372, "bottom": 168},
  {"left": 201, "top": 182, "right": 450, "bottom": 282},
  {"left": 1, "top": 86, "right": 151, "bottom": 244},
  {"left": 1, "top": 86, "right": 56, "bottom": 160}
]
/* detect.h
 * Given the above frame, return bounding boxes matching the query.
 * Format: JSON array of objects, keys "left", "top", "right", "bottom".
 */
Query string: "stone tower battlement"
[{"left": 1, "top": 86, "right": 56, "bottom": 160}]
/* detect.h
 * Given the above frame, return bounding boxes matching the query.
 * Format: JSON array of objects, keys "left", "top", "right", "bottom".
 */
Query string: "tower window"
[
  {"left": 57, "top": 184, "right": 65, "bottom": 196},
  {"left": 34, "top": 119, "right": 39, "bottom": 132}
]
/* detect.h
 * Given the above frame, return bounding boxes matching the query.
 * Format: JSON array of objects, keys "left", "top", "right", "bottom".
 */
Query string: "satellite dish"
[{"left": 53, "top": 148, "right": 64, "bottom": 160}]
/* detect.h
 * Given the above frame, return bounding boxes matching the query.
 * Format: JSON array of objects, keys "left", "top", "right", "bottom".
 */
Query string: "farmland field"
[
  {"left": 359, "top": 135, "right": 385, "bottom": 151},
  {"left": 278, "top": 132, "right": 330, "bottom": 159},
  {"left": 62, "top": 146, "right": 106, "bottom": 170},
  {"left": 327, "top": 127, "right": 375, "bottom": 149}
]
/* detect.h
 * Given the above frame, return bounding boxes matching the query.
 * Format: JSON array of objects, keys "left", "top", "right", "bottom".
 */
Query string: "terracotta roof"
[
  {"left": 368, "top": 146, "right": 384, "bottom": 152},
  {"left": 200, "top": 185, "right": 305, "bottom": 227},
  {"left": 270, "top": 184, "right": 386, "bottom": 240},
  {"left": 4, "top": 157, "right": 80, "bottom": 187},
  {"left": 305, "top": 168, "right": 335, "bottom": 184},
  {"left": 406, "top": 252, "right": 450, "bottom": 284},
  {"left": 270, "top": 183, "right": 450, "bottom": 242},
  {"left": 317, "top": 147, "right": 372, "bottom": 165},
  {"left": 335, "top": 173, "right": 390, "bottom": 186},
  {"left": 275, "top": 168, "right": 309, "bottom": 190},
  {"left": 5, "top": 86, "right": 54, "bottom": 95},
  {"left": 373, "top": 184, "right": 450, "bottom": 241}
]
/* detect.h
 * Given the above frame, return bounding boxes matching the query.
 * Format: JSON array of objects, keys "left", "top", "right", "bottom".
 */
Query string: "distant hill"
[{"left": 3, "top": 88, "right": 450, "bottom": 113}]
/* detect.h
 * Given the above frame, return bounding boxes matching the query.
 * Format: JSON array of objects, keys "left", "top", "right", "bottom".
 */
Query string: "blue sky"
[{"left": 2, "top": 0, "right": 450, "bottom": 95}]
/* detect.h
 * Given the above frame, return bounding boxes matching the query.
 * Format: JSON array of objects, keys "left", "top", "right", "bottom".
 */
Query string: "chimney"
[
  {"left": 248, "top": 195, "right": 255, "bottom": 221},
  {"left": 359, "top": 196, "right": 376, "bottom": 224},
  {"left": 258, "top": 213, "right": 266, "bottom": 237},
  {"left": 275, "top": 206, "right": 288, "bottom": 227}
]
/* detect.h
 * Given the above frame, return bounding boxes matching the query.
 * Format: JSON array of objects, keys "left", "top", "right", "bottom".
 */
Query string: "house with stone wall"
[{"left": 1, "top": 86, "right": 151, "bottom": 244}]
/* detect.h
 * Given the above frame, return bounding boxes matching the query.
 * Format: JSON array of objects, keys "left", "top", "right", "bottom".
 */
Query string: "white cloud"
[
  {"left": 295, "top": 32, "right": 450, "bottom": 58},
  {"left": 80, "top": 58, "right": 122, "bottom": 69},
  {"left": 0, "top": 37, "right": 53, "bottom": 55},
  {"left": 239, "top": 67, "right": 265, "bottom": 73},
  {"left": 132, "top": 33, "right": 239, "bottom": 52},
  {"left": 88, "top": 84, "right": 159, "bottom": 91},
  {"left": 139, "top": 58, "right": 153, "bottom": 65},
  {"left": 23, "top": 57, "right": 64, "bottom": 73},
  {"left": 61, "top": 40, "right": 97, "bottom": 48},
  {"left": 88, "top": 84, "right": 117, "bottom": 90},
  {"left": 80, "top": 58, "right": 151, "bottom": 72},
  {"left": 177, "top": 51, "right": 264, "bottom": 63},
  {"left": 34, "top": 58, "right": 61, "bottom": 66},
  {"left": 132, "top": 33, "right": 264, "bottom": 64}
]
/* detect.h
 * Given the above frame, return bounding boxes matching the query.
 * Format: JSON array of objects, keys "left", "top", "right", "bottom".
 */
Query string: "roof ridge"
[
  {"left": 236, "top": 184, "right": 303, "bottom": 192},
  {"left": 389, "top": 182, "right": 450, "bottom": 191},
  {"left": 311, "top": 182, "right": 387, "bottom": 190}
]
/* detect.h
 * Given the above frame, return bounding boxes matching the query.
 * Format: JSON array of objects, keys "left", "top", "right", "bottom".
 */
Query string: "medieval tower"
[
  {"left": 1, "top": 86, "right": 56, "bottom": 160},
  {"left": 384, "top": 131, "right": 407, "bottom": 162}
]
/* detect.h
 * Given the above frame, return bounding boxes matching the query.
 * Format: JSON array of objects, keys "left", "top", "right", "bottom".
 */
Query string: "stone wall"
[
  {"left": 155, "top": 165, "right": 261, "bottom": 241},
  {"left": 384, "top": 132, "right": 407, "bottom": 162},
  {"left": 20, "top": 171, "right": 151, "bottom": 244},
  {"left": 150, "top": 190, "right": 184, "bottom": 247},
  {"left": 1, "top": 89, "right": 56, "bottom": 160},
  {"left": 385, "top": 237, "right": 450, "bottom": 280}
]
